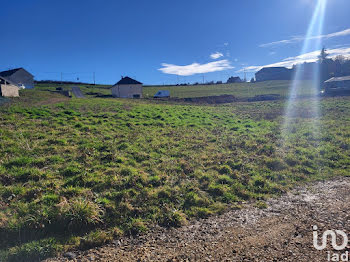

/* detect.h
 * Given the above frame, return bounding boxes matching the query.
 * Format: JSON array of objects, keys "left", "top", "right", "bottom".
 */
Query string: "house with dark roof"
[
  {"left": 0, "top": 68, "right": 34, "bottom": 89},
  {"left": 227, "top": 76, "right": 242, "bottom": 83},
  {"left": 255, "top": 67, "right": 293, "bottom": 82},
  {"left": 111, "top": 76, "right": 143, "bottom": 98}
]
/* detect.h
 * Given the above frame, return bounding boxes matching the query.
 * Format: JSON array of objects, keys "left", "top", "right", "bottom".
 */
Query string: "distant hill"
[{"left": 35, "top": 80, "right": 98, "bottom": 86}]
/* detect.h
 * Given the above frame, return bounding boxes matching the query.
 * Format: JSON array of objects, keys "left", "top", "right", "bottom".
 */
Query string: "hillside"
[
  {"left": 143, "top": 80, "right": 316, "bottom": 98},
  {"left": 34, "top": 80, "right": 316, "bottom": 99},
  {"left": 0, "top": 85, "right": 349, "bottom": 261}
]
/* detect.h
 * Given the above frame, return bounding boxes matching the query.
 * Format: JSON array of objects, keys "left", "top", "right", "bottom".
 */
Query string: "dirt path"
[
  {"left": 46, "top": 177, "right": 350, "bottom": 262},
  {"left": 71, "top": 87, "right": 85, "bottom": 98}
]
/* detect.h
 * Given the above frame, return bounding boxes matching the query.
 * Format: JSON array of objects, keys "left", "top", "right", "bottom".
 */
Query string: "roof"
[
  {"left": 257, "top": 67, "right": 291, "bottom": 73},
  {"left": 0, "top": 76, "right": 18, "bottom": 86},
  {"left": 115, "top": 76, "right": 142, "bottom": 85},
  {"left": 325, "top": 76, "right": 350, "bottom": 83},
  {"left": 0, "top": 68, "right": 33, "bottom": 78}
]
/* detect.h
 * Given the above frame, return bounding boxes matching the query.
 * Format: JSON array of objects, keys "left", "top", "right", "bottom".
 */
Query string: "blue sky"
[{"left": 1, "top": 0, "right": 350, "bottom": 85}]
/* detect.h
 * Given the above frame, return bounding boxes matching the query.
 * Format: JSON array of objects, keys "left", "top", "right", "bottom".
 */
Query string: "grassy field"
[
  {"left": 143, "top": 80, "right": 318, "bottom": 98},
  {"left": 0, "top": 97, "right": 9, "bottom": 106},
  {"left": 35, "top": 80, "right": 316, "bottom": 99},
  {"left": 0, "top": 85, "right": 349, "bottom": 261}
]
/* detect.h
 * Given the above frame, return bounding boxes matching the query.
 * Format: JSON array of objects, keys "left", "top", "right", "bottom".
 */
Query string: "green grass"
[
  {"left": 34, "top": 80, "right": 315, "bottom": 99},
  {"left": 0, "top": 97, "right": 8, "bottom": 106},
  {"left": 143, "top": 80, "right": 316, "bottom": 98},
  {"left": 0, "top": 86, "right": 349, "bottom": 261}
]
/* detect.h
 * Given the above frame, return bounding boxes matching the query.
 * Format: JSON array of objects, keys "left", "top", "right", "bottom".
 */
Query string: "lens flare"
[{"left": 281, "top": 0, "right": 327, "bottom": 152}]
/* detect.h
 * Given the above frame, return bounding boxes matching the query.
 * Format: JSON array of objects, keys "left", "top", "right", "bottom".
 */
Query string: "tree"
[
  {"left": 319, "top": 47, "right": 332, "bottom": 82},
  {"left": 318, "top": 47, "right": 328, "bottom": 63},
  {"left": 250, "top": 77, "right": 255, "bottom": 83}
]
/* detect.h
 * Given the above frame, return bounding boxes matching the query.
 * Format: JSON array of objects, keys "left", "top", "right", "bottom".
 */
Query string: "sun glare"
[{"left": 281, "top": 0, "right": 328, "bottom": 150}]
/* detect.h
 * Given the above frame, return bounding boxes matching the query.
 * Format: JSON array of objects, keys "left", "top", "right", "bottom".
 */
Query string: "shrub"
[
  {"left": 79, "top": 230, "right": 113, "bottom": 250},
  {"left": 187, "top": 207, "right": 213, "bottom": 219},
  {"left": 158, "top": 210, "right": 187, "bottom": 228},
  {"left": 208, "top": 183, "right": 227, "bottom": 197},
  {"left": 126, "top": 219, "right": 148, "bottom": 235},
  {"left": 255, "top": 201, "right": 268, "bottom": 209},
  {"left": 183, "top": 191, "right": 210, "bottom": 209},
  {"left": 56, "top": 197, "right": 104, "bottom": 230}
]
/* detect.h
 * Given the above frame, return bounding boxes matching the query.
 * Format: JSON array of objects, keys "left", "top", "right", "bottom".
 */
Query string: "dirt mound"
[
  {"left": 245, "top": 94, "right": 281, "bottom": 102},
  {"left": 164, "top": 95, "right": 237, "bottom": 104}
]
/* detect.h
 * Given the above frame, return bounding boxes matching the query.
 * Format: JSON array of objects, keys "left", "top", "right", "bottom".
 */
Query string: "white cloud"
[
  {"left": 159, "top": 60, "right": 234, "bottom": 76},
  {"left": 210, "top": 52, "right": 224, "bottom": 59},
  {"left": 237, "top": 47, "right": 350, "bottom": 73},
  {"left": 260, "top": 28, "right": 350, "bottom": 48}
]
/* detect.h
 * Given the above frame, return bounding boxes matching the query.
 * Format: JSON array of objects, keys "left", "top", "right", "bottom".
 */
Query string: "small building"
[
  {"left": 0, "top": 77, "right": 19, "bottom": 97},
  {"left": 227, "top": 76, "right": 242, "bottom": 83},
  {"left": 154, "top": 90, "right": 170, "bottom": 98},
  {"left": 111, "top": 76, "right": 143, "bottom": 98},
  {"left": 0, "top": 68, "right": 34, "bottom": 89},
  {"left": 324, "top": 76, "right": 350, "bottom": 95},
  {"left": 255, "top": 67, "right": 293, "bottom": 82}
]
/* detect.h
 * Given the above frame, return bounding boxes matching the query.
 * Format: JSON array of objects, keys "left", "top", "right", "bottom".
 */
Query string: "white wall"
[
  {"left": 0, "top": 84, "right": 19, "bottom": 97},
  {"left": 111, "top": 84, "right": 143, "bottom": 98}
]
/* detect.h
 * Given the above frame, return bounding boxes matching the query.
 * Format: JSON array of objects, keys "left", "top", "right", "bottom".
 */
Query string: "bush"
[
  {"left": 126, "top": 219, "right": 148, "bottom": 235},
  {"left": 208, "top": 183, "right": 227, "bottom": 197},
  {"left": 56, "top": 197, "right": 104, "bottom": 230},
  {"left": 183, "top": 191, "right": 210, "bottom": 209},
  {"left": 158, "top": 210, "right": 187, "bottom": 228},
  {"left": 255, "top": 201, "right": 268, "bottom": 209},
  {"left": 187, "top": 207, "right": 213, "bottom": 219},
  {"left": 79, "top": 230, "right": 113, "bottom": 250}
]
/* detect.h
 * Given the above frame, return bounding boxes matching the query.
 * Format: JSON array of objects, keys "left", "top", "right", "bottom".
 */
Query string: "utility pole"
[
  {"left": 60, "top": 72, "right": 63, "bottom": 84},
  {"left": 202, "top": 75, "right": 205, "bottom": 84},
  {"left": 93, "top": 72, "right": 95, "bottom": 85}
]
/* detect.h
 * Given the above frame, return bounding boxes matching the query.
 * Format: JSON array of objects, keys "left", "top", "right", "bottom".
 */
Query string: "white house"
[{"left": 111, "top": 77, "right": 143, "bottom": 98}]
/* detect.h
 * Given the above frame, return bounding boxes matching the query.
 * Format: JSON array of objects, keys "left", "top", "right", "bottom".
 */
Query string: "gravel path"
[{"left": 46, "top": 177, "right": 350, "bottom": 262}]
